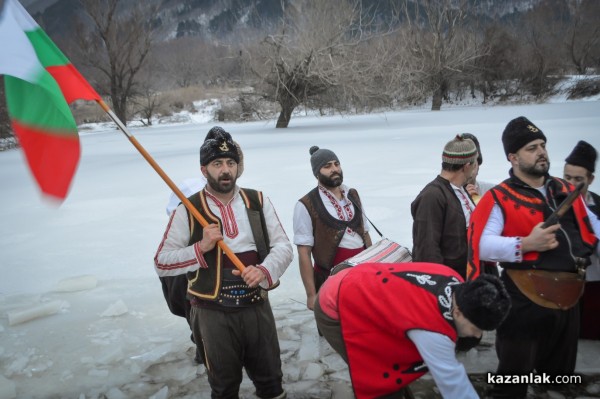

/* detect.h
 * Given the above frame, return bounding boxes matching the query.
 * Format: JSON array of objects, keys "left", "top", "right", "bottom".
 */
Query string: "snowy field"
[{"left": 1, "top": 100, "right": 600, "bottom": 398}]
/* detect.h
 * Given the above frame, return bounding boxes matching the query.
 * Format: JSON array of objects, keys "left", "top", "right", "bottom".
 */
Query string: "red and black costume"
[
  {"left": 336, "top": 263, "right": 462, "bottom": 398},
  {"left": 467, "top": 172, "right": 598, "bottom": 398}
]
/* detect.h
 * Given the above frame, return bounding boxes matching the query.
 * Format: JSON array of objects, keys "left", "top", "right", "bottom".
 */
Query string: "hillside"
[{"left": 27, "top": 0, "right": 543, "bottom": 41}]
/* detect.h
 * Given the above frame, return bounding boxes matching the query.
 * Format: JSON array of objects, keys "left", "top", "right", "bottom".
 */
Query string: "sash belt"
[{"left": 507, "top": 269, "right": 585, "bottom": 310}]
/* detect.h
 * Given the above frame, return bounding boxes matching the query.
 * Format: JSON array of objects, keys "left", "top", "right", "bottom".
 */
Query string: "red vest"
[
  {"left": 467, "top": 177, "right": 597, "bottom": 280},
  {"left": 338, "top": 262, "right": 461, "bottom": 399}
]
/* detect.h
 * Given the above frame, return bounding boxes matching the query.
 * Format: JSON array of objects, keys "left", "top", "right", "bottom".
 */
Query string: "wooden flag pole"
[{"left": 96, "top": 99, "right": 246, "bottom": 272}]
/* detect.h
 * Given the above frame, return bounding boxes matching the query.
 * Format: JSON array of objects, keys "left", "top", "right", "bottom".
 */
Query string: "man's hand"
[
  {"left": 232, "top": 265, "right": 266, "bottom": 288},
  {"left": 465, "top": 183, "right": 479, "bottom": 197},
  {"left": 306, "top": 293, "right": 317, "bottom": 311},
  {"left": 522, "top": 222, "right": 561, "bottom": 253},
  {"left": 198, "top": 224, "right": 223, "bottom": 253}
]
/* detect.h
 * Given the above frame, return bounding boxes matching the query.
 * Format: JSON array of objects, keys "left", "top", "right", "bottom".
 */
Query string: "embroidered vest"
[
  {"left": 338, "top": 262, "right": 460, "bottom": 399},
  {"left": 492, "top": 177, "right": 597, "bottom": 272},
  {"left": 184, "top": 188, "right": 270, "bottom": 300},
  {"left": 298, "top": 187, "right": 372, "bottom": 270}
]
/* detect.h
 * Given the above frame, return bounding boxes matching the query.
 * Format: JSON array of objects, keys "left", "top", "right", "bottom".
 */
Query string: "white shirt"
[
  {"left": 292, "top": 184, "right": 369, "bottom": 249},
  {"left": 584, "top": 192, "right": 600, "bottom": 281},
  {"left": 407, "top": 330, "right": 479, "bottom": 399},
  {"left": 451, "top": 183, "right": 475, "bottom": 228},
  {"left": 155, "top": 186, "right": 293, "bottom": 289},
  {"left": 165, "top": 177, "right": 207, "bottom": 215}
]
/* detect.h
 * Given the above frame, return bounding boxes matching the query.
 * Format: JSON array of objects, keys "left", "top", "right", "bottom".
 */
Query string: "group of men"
[
  {"left": 153, "top": 118, "right": 599, "bottom": 399},
  {"left": 411, "top": 117, "right": 600, "bottom": 398}
]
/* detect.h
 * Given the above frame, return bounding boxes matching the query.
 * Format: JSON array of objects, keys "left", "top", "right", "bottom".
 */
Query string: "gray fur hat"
[{"left": 310, "top": 146, "right": 339, "bottom": 177}]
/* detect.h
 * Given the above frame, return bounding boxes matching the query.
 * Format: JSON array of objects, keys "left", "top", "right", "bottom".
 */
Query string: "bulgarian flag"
[{"left": 0, "top": 0, "right": 100, "bottom": 201}]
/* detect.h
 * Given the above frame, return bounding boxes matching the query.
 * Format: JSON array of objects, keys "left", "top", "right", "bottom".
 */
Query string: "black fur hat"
[
  {"left": 565, "top": 140, "right": 597, "bottom": 173},
  {"left": 502, "top": 116, "right": 547, "bottom": 157},
  {"left": 200, "top": 126, "right": 240, "bottom": 166},
  {"left": 453, "top": 274, "right": 511, "bottom": 331}
]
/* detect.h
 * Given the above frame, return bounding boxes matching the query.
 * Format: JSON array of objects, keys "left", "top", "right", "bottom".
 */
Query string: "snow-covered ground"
[{"left": 1, "top": 100, "right": 600, "bottom": 398}]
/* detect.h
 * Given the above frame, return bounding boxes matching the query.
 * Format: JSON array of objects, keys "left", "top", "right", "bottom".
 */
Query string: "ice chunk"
[
  {"left": 297, "top": 333, "right": 320, "bottom": 362},
  {"left": 149, "top": 386, "right": 168, "bottom": 399},
  {"left": 100, "top": 300, "right": 128, "bottom": 317},
  {"left": 0, "top": 375, "right": 16, "bottom": 399},
  {"left": 87, "top": 369, "right": 109, "bottom": 378},
  {"left": 105, "top": 387, "right": 127, "bottom": 399},
  {"left": 7, "top": 300, "right": 63, "bottom": 326},
  {"left": 301, "top": 362, "right": 324, "bottom": 380},
  {"left": 53, "top": 275, "right": 98, "bottom": 292}
]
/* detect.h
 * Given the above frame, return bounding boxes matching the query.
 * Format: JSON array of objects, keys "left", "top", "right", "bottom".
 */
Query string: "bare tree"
[
  {"left": 518, "top": 0, "right": 569, "bottom": 96},
  {"left": 72, "top": 0, "right": 155, "bottom": 125},
  {"left": 402, "top": 0, "right": 485, "bottom": 110},
  {"left": 246, "top": 0, "right": 400, "bottom": 128},
  {"left": 566, "top": 0, "right": 600, "bottom": 74},
  {"left": 0, "top": 80, "right": 14, "bottom": 144}
]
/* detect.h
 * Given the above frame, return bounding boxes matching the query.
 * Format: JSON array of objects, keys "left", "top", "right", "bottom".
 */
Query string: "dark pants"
[
  {"left": 160, "top": 274, "right": 204, "bottom": 363},
  {"left": 581, "top": 280, "right": 600, "bottom": 339},
  {"left": 491, "top": 271, "right": 580, "bottom": 399},
  {"left": 191, "top": 300, "right": 284, "bottom": 399},
  {"left": 314, "top": 294, "right": 347, "bottom": 362}
]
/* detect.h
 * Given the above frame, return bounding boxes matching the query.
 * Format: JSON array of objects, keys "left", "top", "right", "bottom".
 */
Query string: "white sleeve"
[
  {"left": 292, "top": 201, "right": 314, "bottom": 246},
  {"left": 583, "top": 200, "right": 600, "bottom": 257},
  {"left": 258, "top": 196, "right": 293, "bottom": 288},
  {"left": 479, "top": 204, "right": 521, "bottom": 262},
  {"left": 407, "top": 330, "right": 479, "bottom": 399},
  {"left": 165, "top": 178, "right": 207, "bottom": 216},
  {"left": 154, "top": 205, "right": 207, "bottom": 277}
]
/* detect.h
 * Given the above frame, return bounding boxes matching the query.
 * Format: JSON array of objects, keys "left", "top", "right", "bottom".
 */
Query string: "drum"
[{"left": 330, "top": 238, "right": 412, "bottom": 275}]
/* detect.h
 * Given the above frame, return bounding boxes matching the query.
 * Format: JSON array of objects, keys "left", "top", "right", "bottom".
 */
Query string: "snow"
[{"left": 1, "top": 100, "right": 600, "bottom": 398}]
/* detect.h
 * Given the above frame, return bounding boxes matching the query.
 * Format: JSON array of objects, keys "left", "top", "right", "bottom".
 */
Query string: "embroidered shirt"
[
  {"left": 293, "top": 183, "right": 369, "bottom": 249},
  {"left": 154, "top": 186, "right": 293, "bottom": 289}
]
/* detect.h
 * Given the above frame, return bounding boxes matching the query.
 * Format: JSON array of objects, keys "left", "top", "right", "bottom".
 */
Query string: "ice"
[
  {"left": 546, "top": 390, "right": 566, "bottom": 399},
  {"left": 149, "top": 386, "right": 169, "bottom": 399},
  {"left": 297, "top": 333, "right": 321, "bottom": 362},
  {"left": 587, "top": 383, "right": 600, "bottom": 395},
  {"left": 105, "top": 387, "right": 128, "bottom": 399},
  {"left": 7, "top": 300, "right": 63, "bottom": 325},
  {"left": 0, "top": 375, "right": 16, "bottom": 399},
  {"left": 100, "top": 299, "right": 128, "bottom": 317},
  {"left": 301, "top": 362, "right": 325, "bottom": 380},
  {"left": 53, "top": 275, "right": 98, "bottom": 292},
  {"left": 87, "top": 368, "right": 109, "bottom": 378},
  {"left": 1, "top": 101, "right": 600, "bottom": 398}
]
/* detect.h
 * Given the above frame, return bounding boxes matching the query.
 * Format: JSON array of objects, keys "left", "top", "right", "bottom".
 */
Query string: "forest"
[{"left": 0, "top": 0, "right": 599, "bottom": 141}]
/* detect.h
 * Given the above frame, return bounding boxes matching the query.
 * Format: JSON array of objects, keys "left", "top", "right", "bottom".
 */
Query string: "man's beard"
[
  {"left": 519, "top": 157, "right": 550, "bottom": 178},
  {"left": 318, "top": 170, "right": 343, "bottom": 188},
  {"left": 206, "top": 172, "right": 236, "bottom": 194}
]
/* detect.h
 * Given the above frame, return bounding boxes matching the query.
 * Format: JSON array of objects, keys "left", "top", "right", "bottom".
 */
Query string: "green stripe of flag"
[
  {"left": 5, "top": 73, "right": 78, "bottom": 135},
  {"left": 25, "top": 27, "right": 70, "bottom": 68}
]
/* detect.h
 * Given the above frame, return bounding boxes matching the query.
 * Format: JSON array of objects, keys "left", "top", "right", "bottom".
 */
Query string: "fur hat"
[
  {"left": 460, "top": 133, "right": 483, "bottom": 165},
  {"left": 502, "top": 116, "right": 547, "bottom": 157},
  {"left": 453, "top": 274, "right": 511, "bottom": 331},
  {"left": 310, "top": 146, "right": 339, "bottom": 177},
  {"left": 200, "top": 126, "right": 240, "bottom": 166},
  {"left": 565, "top": 140, "right": 597, "bottom": 173},
  {"left": 442, "top": 135, "right": 478, "bottom": 165}
]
